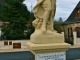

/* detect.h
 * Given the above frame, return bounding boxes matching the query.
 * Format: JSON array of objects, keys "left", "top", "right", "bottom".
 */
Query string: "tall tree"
[
  {"left": 0, "top": 0, "right": 5, "bottom": 20},
  {"left": 1, "top": 0, "right": 31, "bottom": 40},
  {"left": 54, "top": 17, "right": 63, "bottom": 33},
  {"left": 26, "top": 12, "right": 35, "bottom": 39},
  {"left": 0, "top": 4, "right": 1, "bottom": 20},
  {"left": 58, "top": 17, "right": 63, "bottom": 23}
]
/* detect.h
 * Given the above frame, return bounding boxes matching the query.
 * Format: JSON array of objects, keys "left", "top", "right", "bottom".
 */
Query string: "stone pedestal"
[
  {"left": 26, "top": 31, "right": 71, "bottom": 60},
  {"left": 27, "top": 42, "right": 71, "bottom": 60}
]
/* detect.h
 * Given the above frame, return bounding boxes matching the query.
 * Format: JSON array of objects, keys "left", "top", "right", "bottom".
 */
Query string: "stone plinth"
[
  {"left": 26, "top": 30, "right": 71, "bottom": 60},
  {"left": 27, "top": 42, "right": 71, "bottom": 51},
  {"left": 30, "top": 30, "right": 64, "bottom": 44},
  {"left": 26, "top": 42, "right": 71, "bottom": 60}
]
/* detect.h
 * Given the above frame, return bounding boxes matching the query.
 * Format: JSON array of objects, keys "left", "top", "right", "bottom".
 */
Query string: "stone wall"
[{"left": 0, "top": 40, "right": 29, "bottom": 49}]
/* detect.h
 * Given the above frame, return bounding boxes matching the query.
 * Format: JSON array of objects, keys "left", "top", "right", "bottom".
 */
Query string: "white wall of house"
[
  {"left": 64, "top": 23, "right": 80, "bottom": 45},
  {"left": 0, "top": 30, "right": 1, "bottom": 37},
  {"left": 76, "top": 38, "right": 80, "bottom": 45},
  {"left": 73, "top": 32, "right": 77, "bottom": 45},
  {"left": 0, "top": 40, "right": 29, "bottom": 49}
]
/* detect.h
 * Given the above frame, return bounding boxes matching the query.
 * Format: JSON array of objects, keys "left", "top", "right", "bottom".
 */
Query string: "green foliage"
[
  {"left": 54, "top": 17, "right": 63, "bottom": 33},
  {"left": 54, "top": 21, "right": 61, "bottom": 33},
  {"left": 0, "top": 4, "right": 1, "bottom": 20},
  {"left": 26, "top": 12, "right": 35, "bottom": 39},
  {"left": 65, "top": 39, "right": 73, "bottom": 45},
  {"left": 1, "top": 0, "right": 31, "bottom": 40},
  {"left": 58, "top": 17, "right": 63, "bottom": 23}
]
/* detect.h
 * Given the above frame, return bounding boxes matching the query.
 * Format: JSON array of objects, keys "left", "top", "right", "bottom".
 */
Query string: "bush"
[{"left": 65, "top": 39, "right": 73, "bottom": 45}]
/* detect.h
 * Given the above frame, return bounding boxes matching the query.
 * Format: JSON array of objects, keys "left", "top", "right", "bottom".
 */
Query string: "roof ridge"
[{"left": 64, "top": 1, "right": 80, "bottom": 23}]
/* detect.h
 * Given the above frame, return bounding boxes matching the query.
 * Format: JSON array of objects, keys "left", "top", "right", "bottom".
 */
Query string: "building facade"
[{"left": 63, "top": 1, "right": 80, "bottom": 45}]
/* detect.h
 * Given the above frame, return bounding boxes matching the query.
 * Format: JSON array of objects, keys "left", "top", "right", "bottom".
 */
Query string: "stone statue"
[
  {"left": 32, "top": 0, "right": 56, "bottom": 33},
  {"left": 26, "top": 1, "right": 70, "bottom": 56},
  {"left": 30, "top": 0, "right": 64, "bottom": 43}
]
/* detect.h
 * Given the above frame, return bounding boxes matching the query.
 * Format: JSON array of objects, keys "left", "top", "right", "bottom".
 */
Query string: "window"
[
  {"left": 76, "top": 9, "right": 80, "bottom": 18},
  {"left": 76, "top": 27, "right": 80, "bottom": 38},
  {"left": 68, "top": 28, "right": 73, "bottom": 40}
]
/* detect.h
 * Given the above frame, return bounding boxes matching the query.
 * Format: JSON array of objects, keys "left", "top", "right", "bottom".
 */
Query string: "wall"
[
  {"left": 0, "top": 30, "right": 1, "bottom": 37},
  {"left": 76, "top": 38, "right": 80, "bottom": 45},
  {"left": 0, "top": 40, "right": 29, "bottom": 49},
  {"left": 64, "top": 23, "right": 80, "bottom": 45}
]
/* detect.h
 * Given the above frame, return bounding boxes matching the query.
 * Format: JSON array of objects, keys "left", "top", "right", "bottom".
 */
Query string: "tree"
[
  {"left": 58, "top": 17, "right": 63, "bottom": 23},
  {"left": 0, "top": 4, "right": 2, "bottom": 20},
  {"left": 0, "top": 0, "right": 5, "bottom": 20},
  {"left": 26, "top": 12, "right": 35, "bottom": 39},
  {"left": 1, "top": 0, "right": 31, "bottom": 40},
  {"left": 54, "top": 17, "right": 63, "bottom": 33}
]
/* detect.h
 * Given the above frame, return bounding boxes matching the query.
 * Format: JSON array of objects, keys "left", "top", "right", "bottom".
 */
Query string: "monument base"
[
  {"left": 30, "top": 30, "right": 64, "bottom": 44},
  {"left": 27, "top": 30, "right": 71, "bottom": 60},
  {"left": 26, "top": 42, "right": 71, "bottom": 60}
]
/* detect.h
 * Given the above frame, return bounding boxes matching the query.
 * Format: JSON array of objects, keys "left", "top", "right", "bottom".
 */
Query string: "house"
[{"left": 63, "top": 1, "right": 80, "bottom": 45}]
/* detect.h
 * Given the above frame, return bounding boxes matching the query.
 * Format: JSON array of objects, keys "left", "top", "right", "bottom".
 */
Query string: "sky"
[{"left": 23, "top": 0, "right": 80, "bottom": 21}]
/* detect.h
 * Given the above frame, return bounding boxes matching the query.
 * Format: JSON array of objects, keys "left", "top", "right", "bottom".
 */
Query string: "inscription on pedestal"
[{"left": 37, "top": 52, "right": 66, "bottom": 60}]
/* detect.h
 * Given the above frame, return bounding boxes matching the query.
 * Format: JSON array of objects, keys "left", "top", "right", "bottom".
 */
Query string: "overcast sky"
[{"left": 23, "top": 0, "right": 80, "bottom": 21}]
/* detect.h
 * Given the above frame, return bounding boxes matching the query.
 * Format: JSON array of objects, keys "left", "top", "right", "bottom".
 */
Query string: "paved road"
[{"left": 0, "top": 48, "right": 80, "bottom": 60}]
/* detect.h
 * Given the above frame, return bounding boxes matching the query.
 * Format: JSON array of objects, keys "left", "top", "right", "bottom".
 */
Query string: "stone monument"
[{"left": 26, "top": 0, "right": 71, "bottom": 60}]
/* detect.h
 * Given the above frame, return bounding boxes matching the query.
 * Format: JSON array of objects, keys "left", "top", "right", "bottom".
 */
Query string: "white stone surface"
[
  {"left": 73, "top": 32, "right": 80, "bottom": 45},
  {"left": 77, "top": 38, "right": 80, "bottom": 45},
  {"left": 61, "top": 32, "right": 64, "bottom": 38},
  {"left": 73, "top": 32, "right": 77, "bottom": 45},
  {"left": 0, "top": 40, "right": 29, "bottom": 49},
  {"left": 37, "top": 52, "right": 66, "bottom": 60},
  {"left": 0, "top": 30, "right": 1, "bottom": 37}
]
